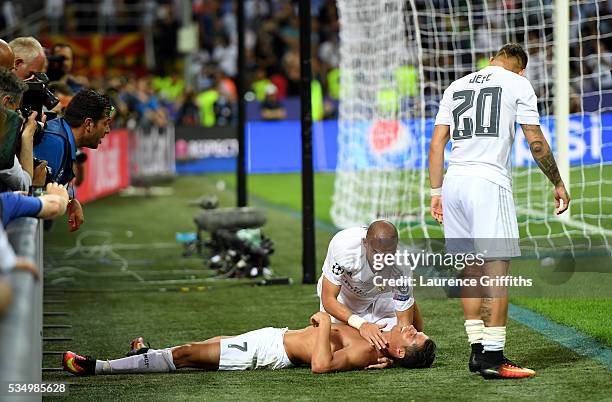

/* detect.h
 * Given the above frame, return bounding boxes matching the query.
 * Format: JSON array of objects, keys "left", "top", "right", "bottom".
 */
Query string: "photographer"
[
  {"left": 49, "top": 43, "right": 83, "bottom": 93},
  {"left": 33, "top": 89, "right": 112, "bottom": 232},
  {"left": 0, "top": 69, "right": 41, "bottom": 192},
  {"left": 8, "top": 37, "right": 46, "bottom": 80}
]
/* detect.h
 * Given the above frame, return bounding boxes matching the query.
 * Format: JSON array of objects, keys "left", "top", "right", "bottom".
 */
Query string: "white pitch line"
[
  {"left": 48, "top": 242, "right": 178, "bottom": 252},
  {"left": 516, "top": 206, "right": 612, "bottom": 236}
]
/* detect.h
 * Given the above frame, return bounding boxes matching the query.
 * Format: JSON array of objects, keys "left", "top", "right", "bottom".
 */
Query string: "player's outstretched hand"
[
  {"left": 430, "top": 195, "right": 443, "bottom": 224},
  {"left": 365, "top": 356, "right": 394, "bottom": 370},
  {"left": 359, "top": 322, "right": 388, "bottom": 350},
  {"left": 310, "top": 311, "right": 331, "bottom": 327},
  {"left": 554, "top": 183, "right": 570, "bottom": 215}
]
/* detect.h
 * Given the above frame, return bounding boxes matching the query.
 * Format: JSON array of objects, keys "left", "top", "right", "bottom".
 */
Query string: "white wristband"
[
  {"left": 348, "top": 314, "right": 366, "bottom": 329},
  {"left": 430, "top": 187, "right": 442, "bottom": 197}
]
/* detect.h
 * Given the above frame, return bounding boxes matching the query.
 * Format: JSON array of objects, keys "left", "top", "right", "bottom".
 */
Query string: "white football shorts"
[
  {"left": 442, "top": 175, "right": 520, "bottom": 259},
  {"left": 317, "top": 286, "right": 398, "bottom": 331},
  {"left": 218, "top": 327, "right": 294, "bottom": 371}
]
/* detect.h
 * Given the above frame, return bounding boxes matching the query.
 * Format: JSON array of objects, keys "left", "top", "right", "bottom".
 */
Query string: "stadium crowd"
[{"left": 1, "top": 1, "right": 608, "bottom": 128}]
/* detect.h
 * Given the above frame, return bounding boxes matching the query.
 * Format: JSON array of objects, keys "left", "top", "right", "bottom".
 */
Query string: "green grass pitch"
[{"left": 42, "top": 174, "right": 611, "bottom": 400}]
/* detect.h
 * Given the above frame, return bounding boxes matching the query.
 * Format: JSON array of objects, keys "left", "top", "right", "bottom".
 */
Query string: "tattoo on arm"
[{"left": 523, "top": 125, "right": 562, "bottom": 186}]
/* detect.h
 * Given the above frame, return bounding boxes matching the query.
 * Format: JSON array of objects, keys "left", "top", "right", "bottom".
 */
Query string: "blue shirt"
[
  {"left": 0, "top": 192, "right": 42, "bottom": 226},
  {"left": 33, "top": 119, "right": 76, "bottom": 185}
]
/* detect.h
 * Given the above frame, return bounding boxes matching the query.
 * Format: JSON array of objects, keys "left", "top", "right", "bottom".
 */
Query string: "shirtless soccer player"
[
  {"left": 62, "top": 312, "right": 435, "bottom": 376},
  {"left": 428, "top": 43, "right": 570, "bottom": 379}
]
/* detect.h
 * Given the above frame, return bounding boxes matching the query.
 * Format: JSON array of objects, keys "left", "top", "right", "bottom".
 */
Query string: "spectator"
[
  {"left": 318, "top": 34, "right": 339, "bottom": 74},
  {"left": 1, "top": 1, "right": 17, "bottom": 33},
  {"left": 135, "top": 77, "right": 167, "bottom": 127},
  {"left": 251, "top": 67, "right": 272, "bottom": 102},
  {"left": 282, "top": 49, "right": 300, "bottom": 96},
  {"left": 212, "top": 34, "right": 237, "bottom": 78},
  {"left": 216, "top": 71, "right": 237, "bottom": 102},
  {"left": 175, "top": 89, "right": 200, "bottom": 126},
  {"left": 254, "top": 20, "right": 283, "bottom": 73},
  {"left": 213, "top": 74, "right": 235, "bottom": 126},
  {"left": 103, "top": 78, "right": 129, "bottom": 127},
  {"left": 99, "top": 0, "right": 117, "bottom": 34},
  {"left": 45, "top": 0, "right": 64, "bottom": 34},
  {"left": 9, "top": 37, "right": 46, "bottom": 80},
  {"left": 153, "top": 5, "right": 179, "bottom": 75},
  {"left": 260, "top": 84, "right": 286, "bottom": 121}
]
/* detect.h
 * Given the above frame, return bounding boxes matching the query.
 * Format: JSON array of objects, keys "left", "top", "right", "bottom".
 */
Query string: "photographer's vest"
[{"left": 42, "top": 118, "right": 76, "bottom": 185}]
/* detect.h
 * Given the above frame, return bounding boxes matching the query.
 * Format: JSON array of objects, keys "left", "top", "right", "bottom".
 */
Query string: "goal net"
[{"left": 332, "top": 0, "right": 611, "bottom": 255}]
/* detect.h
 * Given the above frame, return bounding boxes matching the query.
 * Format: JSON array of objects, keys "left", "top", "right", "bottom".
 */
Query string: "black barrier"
[{"left": 0, "top": 218, "right": 42, "bottom": 401}]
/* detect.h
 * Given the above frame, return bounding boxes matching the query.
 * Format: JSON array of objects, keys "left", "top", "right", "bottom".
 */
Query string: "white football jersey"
[
  {"left": 317, "top": 227, "right": 413, "bottom": 314},
  {"left": 434, "top": 65, "right": 540, "bottom": 190}
]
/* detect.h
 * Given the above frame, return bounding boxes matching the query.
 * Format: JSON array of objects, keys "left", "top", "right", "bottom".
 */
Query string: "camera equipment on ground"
[{"left": 190, "top": 200, "right": 274, "bottom": 279}]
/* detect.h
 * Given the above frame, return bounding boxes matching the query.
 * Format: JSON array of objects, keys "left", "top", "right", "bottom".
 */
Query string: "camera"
[
  {"left": 46, "top": 54, "right": 66, "bottom": 82},
  {"left": 19, "top": 72, "right": 60, "bottom": 144}
]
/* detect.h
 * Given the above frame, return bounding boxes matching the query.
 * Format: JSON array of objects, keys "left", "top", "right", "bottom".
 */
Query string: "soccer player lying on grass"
[{"left": 62, "top": 312, "right": 436, "bottom": 376}]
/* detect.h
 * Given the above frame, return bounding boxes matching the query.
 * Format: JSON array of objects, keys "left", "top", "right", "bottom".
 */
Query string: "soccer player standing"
[{"left": 428, "top": 43, "right": 570, "bottom": 379}]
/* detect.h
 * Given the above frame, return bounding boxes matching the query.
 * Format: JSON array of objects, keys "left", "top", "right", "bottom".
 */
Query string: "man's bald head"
[
  {"left": 0, "top": 39, "right": 15, "bottom": 71},
  {"left": 365, "top": 220, "right": 399, "bottom": 251}
]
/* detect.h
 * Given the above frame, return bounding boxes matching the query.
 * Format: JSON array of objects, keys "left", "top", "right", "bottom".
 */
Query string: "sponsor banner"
[
  {"left": 245, "top": 120, "right": 338, "bottom": 173},
  {"left": 241, "top": 112, "right": 611, "bottom": 173},
  {"left": 175, "top": 126, "right": 238, "bottom": 174},
  {"left": 76, "top": 129, "right": 130, "bottom": 204}
]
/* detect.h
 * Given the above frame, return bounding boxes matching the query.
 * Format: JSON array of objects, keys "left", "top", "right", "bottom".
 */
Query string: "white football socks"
[
  {"left": 95, "top": 348, "right": 176, "bottom": 375},
  {"left": 482, "top": 327, "right": 506, "bottom": 352},
  {"left": 464, "top": 319, "right": 484, "bottom": 345}
]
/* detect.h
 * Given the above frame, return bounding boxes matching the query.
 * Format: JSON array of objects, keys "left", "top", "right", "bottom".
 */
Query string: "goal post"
[
  {"left": 554, "top": 0, "right": 570, "bottom": 222},
  {"left": 332, "top": 0, "right": 611, "bottom": 254}
]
